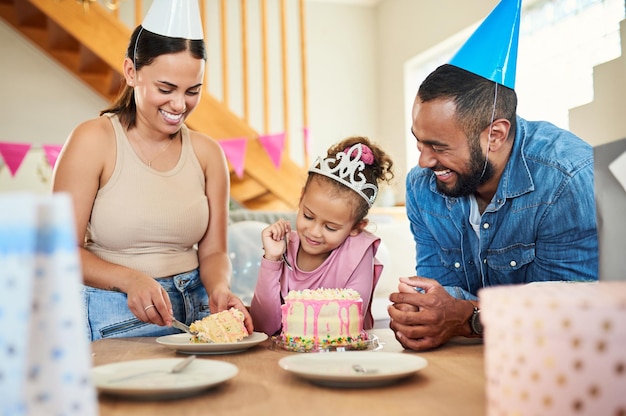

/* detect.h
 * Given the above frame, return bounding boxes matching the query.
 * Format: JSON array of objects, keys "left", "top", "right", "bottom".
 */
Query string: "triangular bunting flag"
[
  {"left": 0, "top": 142, "right": 32, "bottom": 177},
  {"left": 42, "top": 144, "right": 63, "bottom": 169},
  {"left": 303, "top": 127, "right": 311, "bottom": 162},
  {"left": 218, "top": 138, "right": 248, "bottom": 178},
  {"left": 258, "top": 132, "right": 286, "bottom": 169}
]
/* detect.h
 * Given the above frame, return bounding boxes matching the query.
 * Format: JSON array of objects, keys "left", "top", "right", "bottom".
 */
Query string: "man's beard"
[{"left": 435, "top": 138, "right": 494, "bottom": 198}]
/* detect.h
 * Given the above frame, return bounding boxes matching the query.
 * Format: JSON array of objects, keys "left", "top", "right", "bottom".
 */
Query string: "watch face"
[{"left": 471, "top": 309, "right": 483, "bottom": 335}]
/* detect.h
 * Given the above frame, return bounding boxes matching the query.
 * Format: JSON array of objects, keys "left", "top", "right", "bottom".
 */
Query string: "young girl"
[{"left": 250, "top": 136, "right": 394, "bottom": 336}]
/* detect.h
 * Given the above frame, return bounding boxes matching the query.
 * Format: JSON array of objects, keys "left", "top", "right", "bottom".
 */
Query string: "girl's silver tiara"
[{"left": 308, "top": 143, "right": 378, "bottom": 207}]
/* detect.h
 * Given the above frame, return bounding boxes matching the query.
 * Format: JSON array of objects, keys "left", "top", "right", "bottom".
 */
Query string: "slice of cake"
[
  {"left": 279, "top": 288, "right": 369, "bottom": 351},
  {"left": 189, "top": 307, "right": 249, "bottom": 343}
]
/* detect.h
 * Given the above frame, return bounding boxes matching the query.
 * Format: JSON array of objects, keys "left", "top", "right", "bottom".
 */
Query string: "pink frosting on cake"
[{"left": 279, "top": 288, "right": 368, "bottom": 351}]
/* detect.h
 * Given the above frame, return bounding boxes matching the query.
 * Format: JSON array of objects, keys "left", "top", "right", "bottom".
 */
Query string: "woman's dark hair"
[
  {"left": 100, "top": 26, "right": 207, "bottom": 129},
  {"left": 417, "top": 64, "right": 517, "bottom": 140},
  {"left": 305, "top": 136, "right": 394, "bottom": 223}
]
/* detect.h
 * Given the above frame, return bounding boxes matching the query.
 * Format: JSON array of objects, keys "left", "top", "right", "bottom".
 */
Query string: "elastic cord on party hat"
[{"left": 308, "top": 143, "right": 378, "bottom": 207}]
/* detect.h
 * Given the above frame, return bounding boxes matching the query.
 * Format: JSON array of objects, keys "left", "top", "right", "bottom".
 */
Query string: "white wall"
[
  {"left": 306, "top": 2, "right": 378, "bottom": 157},
  {"left": 569, "top": 19, "right": 626, "bottom": 146},
  {"left": 0, "top": 20, "right": 108, "bottom": 193}
]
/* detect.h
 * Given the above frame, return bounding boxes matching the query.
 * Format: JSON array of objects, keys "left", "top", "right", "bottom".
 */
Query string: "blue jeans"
[{"left": 83, "top": 269, "right": 210, "bottom": 341}]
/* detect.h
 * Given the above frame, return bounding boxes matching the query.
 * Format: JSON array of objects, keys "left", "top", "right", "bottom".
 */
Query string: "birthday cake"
[
  {"left": 278, "top": 288, "right": 369, "bottom": 351},
  {"left": 189, "top": 307, "right": 249, "bottom": 343}
]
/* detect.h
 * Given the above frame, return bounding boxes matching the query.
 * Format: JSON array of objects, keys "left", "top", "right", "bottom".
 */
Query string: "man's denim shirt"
[{"left": 406, "top": 117, "right": 599, "bottom": 300}]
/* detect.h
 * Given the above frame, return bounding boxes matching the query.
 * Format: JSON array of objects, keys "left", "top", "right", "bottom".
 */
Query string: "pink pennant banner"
[
  {"left": 42, "top": 144, "right": 63, "bottom": 169},
  {"left": 258, "top": 132, "right": 286, "bottom": 169},
  {"left": 303, "top": 127, "right": 311, "bottom": 159},
  {"left": 218, "top": 138, "right": 248, "bottom": 178},
  {"left": 0, "top": 142, "right": 32, "bottom": 177}
]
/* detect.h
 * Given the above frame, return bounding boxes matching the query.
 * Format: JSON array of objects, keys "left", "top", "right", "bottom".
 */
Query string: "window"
[{"left": 404, "top": 0, "right": 625, "bottom": 169}]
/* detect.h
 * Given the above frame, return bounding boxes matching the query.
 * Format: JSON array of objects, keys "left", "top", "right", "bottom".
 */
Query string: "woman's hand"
[
  {"left": 125, "top": 274, "right": 173, "bottom": 327},
  {"left": 209, "top": 283, "right": 254, "bottom": 334}
]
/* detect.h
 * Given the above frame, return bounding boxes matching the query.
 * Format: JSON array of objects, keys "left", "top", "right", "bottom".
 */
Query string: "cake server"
[{"left": 171, "top": 317, "right": 199, "bottom": 336}]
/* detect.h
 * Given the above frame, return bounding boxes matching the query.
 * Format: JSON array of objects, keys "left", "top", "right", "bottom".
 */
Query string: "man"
[{"left": 388, "top": 0, "right": 598, "bottom": 351}]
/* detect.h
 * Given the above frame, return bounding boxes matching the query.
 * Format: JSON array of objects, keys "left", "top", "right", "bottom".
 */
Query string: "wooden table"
[{"left": 92, "top": 329, "right": 485, "bottom": 416}]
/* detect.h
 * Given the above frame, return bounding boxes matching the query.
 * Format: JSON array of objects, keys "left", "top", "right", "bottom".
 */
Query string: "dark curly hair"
[
  {"left": 417, "top": 64, "right": 517, "bottom": 142},
  {"left": 305, "top": 136, "right": 394, "bottom": 223}
]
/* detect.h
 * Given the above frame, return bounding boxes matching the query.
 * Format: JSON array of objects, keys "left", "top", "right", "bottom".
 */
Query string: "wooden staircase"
[{"left": 0, "top": 0, "right": 306, "bottom": 211}]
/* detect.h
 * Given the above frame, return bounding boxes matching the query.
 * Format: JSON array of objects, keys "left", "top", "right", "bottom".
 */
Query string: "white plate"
[
  {"left": 92, "top": 358, "right": 238, "bottom": 399},
  {"left": 278, "top": 351, "right": 428, "bottom": 388},
  {"left": 156, "top": 331, "right": 268, "bottom": 355}
]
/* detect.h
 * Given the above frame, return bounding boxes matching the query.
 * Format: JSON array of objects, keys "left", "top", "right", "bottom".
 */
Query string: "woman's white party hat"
[{"left": 142, "top": 0, "right": 204, "bottom": 40}]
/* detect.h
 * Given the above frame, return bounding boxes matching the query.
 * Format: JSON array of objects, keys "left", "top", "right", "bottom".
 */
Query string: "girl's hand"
[{"left": 261, "top": 219, "right": 291, "bottom": 261}]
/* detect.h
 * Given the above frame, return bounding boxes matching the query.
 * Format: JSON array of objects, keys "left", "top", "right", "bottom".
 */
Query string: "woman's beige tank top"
[{"left": 85, "top": 114, "right": 209, "bottom": 278}]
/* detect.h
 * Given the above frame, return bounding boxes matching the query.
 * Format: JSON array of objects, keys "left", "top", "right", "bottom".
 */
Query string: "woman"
[{"left": 52, "top": 2, "right": 253, "bottom": 340}]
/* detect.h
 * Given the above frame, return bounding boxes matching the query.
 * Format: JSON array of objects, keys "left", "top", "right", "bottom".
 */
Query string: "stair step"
[
  {"left": 78, "top": 45, "right": 110, "bottom": 74},
  {"left": 14, "top": 0, "right": 45, "bottom": 28},
  {"left": 243, "top": 193, "right": 296, "bottom": 212},
  {"left": 230, "top": 173, "right": 271, "bottom": 201},
  {"left": 47, "top": 19, "right": 79, "bottom": 51}
]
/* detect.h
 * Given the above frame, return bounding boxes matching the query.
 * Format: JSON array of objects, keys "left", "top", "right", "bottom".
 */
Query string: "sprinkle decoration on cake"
[
  {"left": 189, "top": 307, "right": 249, "bottom": 343},
  {"left": 278, "top": 288, "right": 369, "bottom": 352}
]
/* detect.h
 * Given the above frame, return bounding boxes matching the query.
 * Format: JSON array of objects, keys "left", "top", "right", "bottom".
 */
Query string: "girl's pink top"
[{"left": 250, "top": 230, "right": 382, "bottom": 336}]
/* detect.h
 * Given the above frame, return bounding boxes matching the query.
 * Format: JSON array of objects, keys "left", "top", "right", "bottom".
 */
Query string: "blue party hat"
[{"left": 449, "top": 0, "right": 522, "bottom": 89}]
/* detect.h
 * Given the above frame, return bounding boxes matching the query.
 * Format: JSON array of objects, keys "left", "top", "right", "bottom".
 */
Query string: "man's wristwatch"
[{"left": 469, "top": 306, "right": 483, "bottom": 336}]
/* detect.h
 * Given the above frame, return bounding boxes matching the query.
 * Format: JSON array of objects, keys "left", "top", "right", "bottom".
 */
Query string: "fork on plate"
[{"left": 108, "top": 355, "right": 196, "bottom": 383}]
